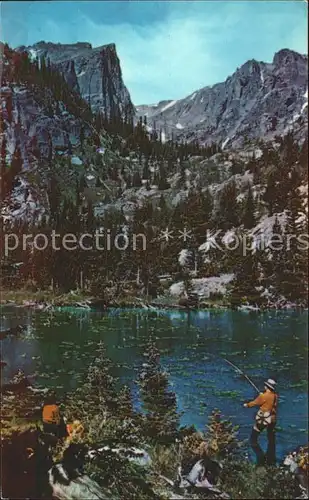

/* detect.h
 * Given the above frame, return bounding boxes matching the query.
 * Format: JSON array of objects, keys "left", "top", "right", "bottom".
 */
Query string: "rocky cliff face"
[
  {"left": 0, "top": 81, "right": 86, "bottom": 223},
  {"left": 136, "top": 49, "right": 308, "bottom": 148},
  {"left": 18, "top": 41, "right": 135, "bottom": 119},
  {"left": 1, "top": 44, "right": 307, "bottom": 226}
]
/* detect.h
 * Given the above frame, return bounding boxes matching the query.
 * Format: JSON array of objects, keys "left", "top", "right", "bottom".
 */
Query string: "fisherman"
[
  {"left": 42, "top": 392, "right": 67, "bottom": 439},
  {"left": 244, "top": 378, "right": 278, "bottom": 466}
]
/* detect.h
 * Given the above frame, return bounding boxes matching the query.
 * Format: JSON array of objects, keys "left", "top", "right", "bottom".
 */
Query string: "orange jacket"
[
  {"left": 42, "top": 404, "right": 61, "bottom": 424},
  {"left": 247, "top": 391, "right": 277, "bottom": 413}
]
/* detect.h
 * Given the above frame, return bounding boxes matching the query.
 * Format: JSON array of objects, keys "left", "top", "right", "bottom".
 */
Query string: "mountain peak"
[
  {"left": 28, "top": 40, "right": 134, "bottom": 117},
  {"left": 97, "top": 42, "right": 116, "bottom": 51},
  {"left": 236, "top": 58, "right": 261, "bottom": 76},
  {"left": 273, "top": 48, "right": 307, "bottom": 65},
  {"left": 137, "top": 48, "right": 307, "bottom": 148},
  {"left": 34, "top": 41, "right": 93, "bottom": 50}
]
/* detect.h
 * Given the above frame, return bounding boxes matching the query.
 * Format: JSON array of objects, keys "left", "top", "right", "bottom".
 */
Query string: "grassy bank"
[
  {"left": 0, "top": 287, "right": 229, "bottom": 310},
  {"left": 0, "top": 288, "right": 90, "bottom": 306}
]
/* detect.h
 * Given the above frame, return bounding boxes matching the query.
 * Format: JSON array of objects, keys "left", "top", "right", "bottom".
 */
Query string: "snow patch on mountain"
[
  {"left": 28, "top": 49, "right": 38, "bottom": 62},
  {"left": 301, "top": 88, "right": 308, "bottom": 114},
  {"left": 222, "top": 137, "right": 230, "bottom": 150},
  {"left": 161, "top": 100, "right": 177, "bottom": 113}
]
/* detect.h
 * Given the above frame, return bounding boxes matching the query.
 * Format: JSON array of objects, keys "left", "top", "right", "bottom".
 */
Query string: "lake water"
[{"left": 1, "top": 306, "right": 308, "bottom": 460}]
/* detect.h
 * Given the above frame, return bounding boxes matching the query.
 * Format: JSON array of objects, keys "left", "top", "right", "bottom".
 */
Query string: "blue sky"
[{"left": 1, "top": 1, "right": 307, "bottom": 104}]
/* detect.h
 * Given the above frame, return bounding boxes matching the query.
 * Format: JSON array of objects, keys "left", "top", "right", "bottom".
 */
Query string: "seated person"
[{"left": 42, "top": 392, "right": 67, "bottom": 439}]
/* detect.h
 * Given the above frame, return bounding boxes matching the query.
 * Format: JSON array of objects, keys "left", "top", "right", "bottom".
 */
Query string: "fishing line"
[{"left": 222, "top": 358, "right": 260, "bottom": 394}]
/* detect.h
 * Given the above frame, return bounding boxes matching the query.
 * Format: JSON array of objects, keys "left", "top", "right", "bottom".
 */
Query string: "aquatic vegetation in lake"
[
  {"left": 289, "top": 381, "right": 308, "bottom": 389},
  {"left": 213, "top": 390, "right": 241, "bottom": 399}
]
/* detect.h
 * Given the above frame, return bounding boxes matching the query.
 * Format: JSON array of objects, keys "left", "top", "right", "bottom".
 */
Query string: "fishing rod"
[{"left": 223, "top": 358, "right": 260, "bottom": 394}]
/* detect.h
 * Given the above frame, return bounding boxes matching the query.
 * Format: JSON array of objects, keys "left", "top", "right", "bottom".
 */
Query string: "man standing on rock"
[{"left": 244, "top": 379, "right": 278, "bottom": 466}]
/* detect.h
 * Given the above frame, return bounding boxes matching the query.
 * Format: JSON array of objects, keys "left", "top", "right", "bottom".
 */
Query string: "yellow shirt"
[{"left": 247, "top": 391, "right": 277, "bottom": 413}]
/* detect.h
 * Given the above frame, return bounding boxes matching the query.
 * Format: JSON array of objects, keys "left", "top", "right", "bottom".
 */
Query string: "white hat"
[{"left": 264, "top": 379, "right": 276, "bottom": 391}]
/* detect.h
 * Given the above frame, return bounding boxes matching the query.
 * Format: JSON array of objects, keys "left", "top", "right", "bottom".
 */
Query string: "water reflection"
[{"left": 1, "top": 306, "right": 307, "bottom": 458}]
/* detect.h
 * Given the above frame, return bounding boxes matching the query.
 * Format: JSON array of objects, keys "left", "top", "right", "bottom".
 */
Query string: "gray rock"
[
  {"left": 19, "top": 41, "right": 135, "bottom": 119},
  {"left": 48, "top": 465, "right": 112, "bottom": 499},
  {"left": 136, "top": 49, "right": 308, "bottom": 148}
]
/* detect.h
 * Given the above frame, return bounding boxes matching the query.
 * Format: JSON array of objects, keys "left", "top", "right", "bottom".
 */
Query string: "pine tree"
[
  {"left": 80, "top": 125, "right": 85, "bottom": 153},
  {"left": 0, "top": 135, "right": 7, "bottom": 197},
  {"left": 138, "top": 340, "right": 179, "bottom": 443},
  {"left": 10, "top": 145, "right": 23, "bottom": 179},
  {"left": 230, "top": 159, "right": 244, "bottom": 176},
  {"left": 86, "top": 342, "right": 118, "bottom": 411},
  {"left": 48, "top": 173, "right": 62, "bottom": 224},
  {"left": 6, "top": 93, "right": 13, "bottom": 122},
  {"left": 157, "top": 194, "right": 170, "bottom": 226},
  {"left": 79, "top": 174, "right": 87, "bottom": 191},
  {"left": 216, "top": 179, "right": 239, "bottom": 229},
  {"left": 126, "top": 175, "right": 132, "bottom": 189},
  {"left": 117, "top": 385, "right": 134, "bottom": 420},
  {"left": 142, "top": 159, "right": 150, "bottom": 180},
  {"left": 268, "top": 216, "right": 285, "bottom": 298},
  {"left": 55, "top": 101, "right": 61, "bottom": 115},
  {"left": 299, "top": 138, "right": 308, "bottom": 169},
  {"left": 153, "top": 170, "right": 160, "bottom": 187},
  {"left": 288, "top": 166, "right": 303, "bottom": 217},
  {"left": 230, "top": 236, "right": 264, "bottom": 306},
  {"left": 185, "top": 187, "right": 214, "bottom": 244},
  {"left": 47, "top": 133, "right": 53, "bottom": 164},
  {"left": 132, "top": 171, "right": 142, "bottom": 188},
  {"left": 281, "top": 132, "right": 299, "bottom": 169},
  {"left": 67, "top": 342, "right": 118, "bottom": 422},
  {"left": 158, "top": 163, "right": 170, "bottom": 190},
  {"left": 243, "top": 184, "right": 255, "bottom": 229},
  {"left": 274, "top": 212, "right": 308, "bottom": 304},
  {"left": 202, "top": 187, "right": 214, "bottom": 219},
  {"left": 205, "top": 409, "right": 240, "bottom": 458},
  {"left": 179, "top": 161, "right": 186, "bottom": 186},
  {"left": 87, "top": 200, "right": 95, "bottom": 231}
]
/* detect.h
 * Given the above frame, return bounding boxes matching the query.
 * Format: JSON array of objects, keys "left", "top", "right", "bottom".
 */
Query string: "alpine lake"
[{"left": 1, "top": 306, "right": 308, "bottom": 460}]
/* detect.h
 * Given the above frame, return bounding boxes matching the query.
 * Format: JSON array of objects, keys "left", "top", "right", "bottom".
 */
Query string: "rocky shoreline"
[{"left": 0, "top": 293, "right": 307, "bottom": 313}]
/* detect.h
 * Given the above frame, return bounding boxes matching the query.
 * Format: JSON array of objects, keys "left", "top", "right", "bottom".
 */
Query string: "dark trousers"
[
  {"left": 43, "top": 418, "right": 68, "bottom": 439},
  {"left": 43, "top": 421, "right": 59, "bottom": 436},
  {"left": 250, "top": 422, "right": 276, "bottom": 466}
]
